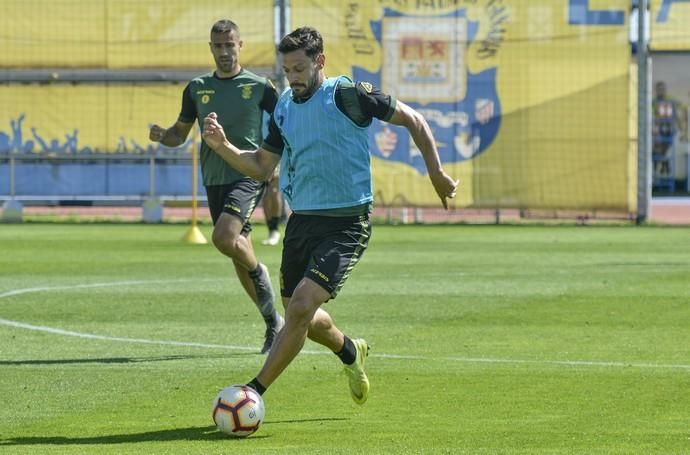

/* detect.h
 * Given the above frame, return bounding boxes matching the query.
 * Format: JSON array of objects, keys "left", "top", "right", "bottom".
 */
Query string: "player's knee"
[
  {"left": 285, "top": 298, "right": 316, "bottom": 329},
  {"left": 211, "top": 228, "right": 227, "bottom": 251},
  {"left": 212, "top": 229, "right": 240, "bottom": 257},
  {"left": 309, "top": 315, "right": 332, "bottom": 333}
]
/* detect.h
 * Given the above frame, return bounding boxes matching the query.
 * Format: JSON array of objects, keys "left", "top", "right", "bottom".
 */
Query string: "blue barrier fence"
[{"left": 0, "top": 155, "right": 206, "bottom": 201}]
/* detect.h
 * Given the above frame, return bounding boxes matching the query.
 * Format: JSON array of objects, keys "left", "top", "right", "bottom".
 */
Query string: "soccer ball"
[{"left": 212, "top": 385, "right": 265, "bottom": 437}]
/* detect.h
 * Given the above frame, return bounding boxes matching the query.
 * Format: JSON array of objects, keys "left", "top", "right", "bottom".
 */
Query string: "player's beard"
[
  {"left": 293, "top": 72, "right": 321, "bottom": 100},
  {"left": 216, "top": 56, "right": 237, "bottom": 74}
]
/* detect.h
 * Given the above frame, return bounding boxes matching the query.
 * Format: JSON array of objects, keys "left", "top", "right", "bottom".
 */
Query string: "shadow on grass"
[
  {"left": 0, "top": 426, "right": 250, "bottom": 444},
  {"left": 0, "top": 353, "right": 255, "bottom": 366},
  {"left": 0, "top": 418, "right": 349, "bottom": 445}
]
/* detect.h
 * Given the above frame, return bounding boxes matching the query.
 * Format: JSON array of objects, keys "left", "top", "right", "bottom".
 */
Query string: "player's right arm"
[
  {"left": 202, "top": 112, "right": 280, "bottom": 182},
  {"left": 149, "top": 120, "right": 194, "bottom": 147},
  {"left": 150, "top": 83, "right": 196, "bottom": 147},
  {"left": 387, "top": 100, "right": 458, "bottom": 209}
]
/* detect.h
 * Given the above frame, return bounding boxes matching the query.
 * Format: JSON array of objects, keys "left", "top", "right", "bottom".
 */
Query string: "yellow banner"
[
  {"left": 1, "top": 0, "right": 275, "bottom": 68},
  {"left": 292, "top": 0, "right": 634, "bottom": 211},
  {"left": 650, "top": 0, "right": 690, "bottom": 50},
  {"left": 0, "top": 1, "right": 636, "bottom": 213},
  {"left": 0, "top": 84, "right": 188, "bottom": 155}
]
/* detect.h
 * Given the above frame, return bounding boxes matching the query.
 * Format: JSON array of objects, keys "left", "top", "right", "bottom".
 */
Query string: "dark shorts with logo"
[
  {"left": 205, "top": 178, "right": 265, "bottom": 235},
  {"left": 280, "top": 213, "right": 371, "bottom": 299}
]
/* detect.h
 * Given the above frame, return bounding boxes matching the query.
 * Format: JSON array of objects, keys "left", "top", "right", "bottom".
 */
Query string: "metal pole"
[
  {"left": 274, "top": 0, "right": 289, "bottom": 91},
  {"left": 636, "top": 0, "right": 651, "bottom": 224},
  {"left": 2, "top": 154, "right": 23, "bottom": 222},
  {"left": 9, "top": 154, "right": 15, "bottom": 198},
  {"left": 149, "top": 156, "right": 155, "bottom": 197},
  {"left": 191, "top": 129, "right": 199, "bottom": 228},
  {"left": 279, "top": 0, "right": 287, "bottom": 39},
  {"left": 181, "top": 127, "right": 207, "bottom": 243}
]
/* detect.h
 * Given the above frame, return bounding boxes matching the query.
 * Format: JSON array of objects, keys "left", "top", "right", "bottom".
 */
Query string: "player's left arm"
[
  {"left": 387, "top": 100, "right": 458, "bottom": 209},
  {"left": 258, "top": 80, "right": 281, "bottom": 182}
]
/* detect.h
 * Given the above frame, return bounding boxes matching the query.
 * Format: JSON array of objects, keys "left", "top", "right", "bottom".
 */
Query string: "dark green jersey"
[{"left": 179, "top": 68, "right": 278, "bottom": 186}]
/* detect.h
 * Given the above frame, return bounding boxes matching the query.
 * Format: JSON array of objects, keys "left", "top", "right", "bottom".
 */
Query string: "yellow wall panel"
[
  {"left": 650, "top": 0, "right": 690, "bottom": 50},
  {"left": 1, "top": 0, "right": 107, "bottom": 68},
  {"left": 1, "top": 0, "right": 275, "bottom": 69},
  {"left": 106, "top": 0, "right": 275, "bottom": 68}
]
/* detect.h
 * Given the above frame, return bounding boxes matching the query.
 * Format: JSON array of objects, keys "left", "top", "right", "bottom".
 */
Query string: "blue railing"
[{"left": 0, "top": 154, "right": 205, "bottom": 202}]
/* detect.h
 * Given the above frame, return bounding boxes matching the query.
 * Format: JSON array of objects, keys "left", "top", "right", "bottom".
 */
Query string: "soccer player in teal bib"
[
  {"left": 149, "top": 20, "right": 284, "bottom": 354},
  {"left": 203, "top": 27, "right": 458, "bottom": 405}
]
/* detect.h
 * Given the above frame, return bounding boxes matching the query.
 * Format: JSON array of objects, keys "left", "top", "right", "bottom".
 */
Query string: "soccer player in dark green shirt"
[{"left": 149, "top": 20, "right": 283, "bottom": 354}]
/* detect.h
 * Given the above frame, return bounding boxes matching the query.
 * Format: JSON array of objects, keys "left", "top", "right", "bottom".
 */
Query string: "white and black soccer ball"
[{"left": 212, "top": 385, "right": 265, "bottom": 438}]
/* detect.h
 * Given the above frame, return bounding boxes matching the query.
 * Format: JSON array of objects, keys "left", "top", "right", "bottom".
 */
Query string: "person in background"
[
  {"left": 149, "top": 20, "right": 284, "bottom": 353},
  {"left": 262, "top": 167, "right": 283, "bottom": 246},
  {"left": 652, "top": 81, "right": 684, "bottom": 176}
]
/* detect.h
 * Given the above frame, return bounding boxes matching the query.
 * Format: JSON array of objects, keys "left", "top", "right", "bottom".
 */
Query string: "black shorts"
[
  {"left": 280, "top": 213, "right": 371, "bottom": 299},
  {"left": 205, "top": 179, "right": 265, "bottom": 235}
]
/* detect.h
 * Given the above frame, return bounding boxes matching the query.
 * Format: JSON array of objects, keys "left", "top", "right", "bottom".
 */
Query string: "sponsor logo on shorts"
[
  {"left": 310, "top": 268, "right": 329, "bottom": 283},
  {"left": 224, "top": 203, "right": 241, "bottom": 213}
]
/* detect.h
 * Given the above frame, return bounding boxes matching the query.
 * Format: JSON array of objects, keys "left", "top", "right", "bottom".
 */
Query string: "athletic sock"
[
  {"left": 264, "top": 313, "right": 279, "bottom": 326},
  {"left": 267, "top": 217, "right": 280, "bottom": 232},
  {"left": 335, "top": 335, "right": 357, "bottom": 365},
  {"left": 249, "top": 263, "right": 278, "bottom": 324},
  {"left": 247, "top": 378, "right": 267, "bottom": 395},
  {"left": 248, "top": 264, "right": 263, "bottom": 280}
]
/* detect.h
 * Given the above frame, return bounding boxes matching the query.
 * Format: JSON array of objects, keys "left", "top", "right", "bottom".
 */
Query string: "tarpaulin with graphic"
[
  {"left": 1, "top": 1, "right": 636, "bottom": 212},
  {"left": 292, "top": 0, "right": 635, "bottom": 211}
]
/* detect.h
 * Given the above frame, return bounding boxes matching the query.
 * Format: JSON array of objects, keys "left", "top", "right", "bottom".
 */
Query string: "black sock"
[
  {"left": 248, "top": 264, "right": 263, "bottom": 280},
  {"left": 248, "top": 264, "right": 278, "bottom": 323},
  {"left": 335, "top": 335, "right": 357, "bottom": 365},
  {"left": 263, "top": 311, "right": 280, "bottom": 326},
  {"left": 267, "top": 217, "right": 280, "bottom": 231},
  {"left": 247, "top": 378, "right": 267, "bottom": 395}
]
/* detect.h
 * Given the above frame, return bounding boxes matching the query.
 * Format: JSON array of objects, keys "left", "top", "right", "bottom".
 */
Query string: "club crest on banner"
[{"left": 353, "top": 7, "right": 502, "bottom": 174}]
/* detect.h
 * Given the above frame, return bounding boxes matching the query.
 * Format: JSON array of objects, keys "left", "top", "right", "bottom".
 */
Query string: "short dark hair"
[
  {"left": 210, "top": 20, "right": 240, "bottom": 39},
  {"left": 278, "top": 26, "right": 323, "bottom": 59}
]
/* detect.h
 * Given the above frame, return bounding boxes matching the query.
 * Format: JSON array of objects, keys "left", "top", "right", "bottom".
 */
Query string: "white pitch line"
[
  {"left": 374, "top": 352, "right": 690, "bottom": 371},
  {"left": 2, "top": 281, "right": 690, "bottom": 371},
  {"left": 0, "top": 317, "right": 258, "bottom": 352},
  {"left": 0, "top": 279, "right": 203, "bottom": 299}
]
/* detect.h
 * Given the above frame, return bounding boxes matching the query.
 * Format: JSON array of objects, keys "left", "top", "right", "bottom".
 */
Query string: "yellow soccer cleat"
[{"left": 344, "top": 338, "right": 370, "bottom": 405}]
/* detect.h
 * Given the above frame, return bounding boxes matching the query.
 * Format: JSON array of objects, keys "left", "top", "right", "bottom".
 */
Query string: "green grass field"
[{"left": 1, "top": 223, "right": 689, "bottom": 454}]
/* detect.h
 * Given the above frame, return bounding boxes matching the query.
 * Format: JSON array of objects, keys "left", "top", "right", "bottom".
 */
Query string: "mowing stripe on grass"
[{"left": 2, "top": 280, "right": 690, "bottom": 372}]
